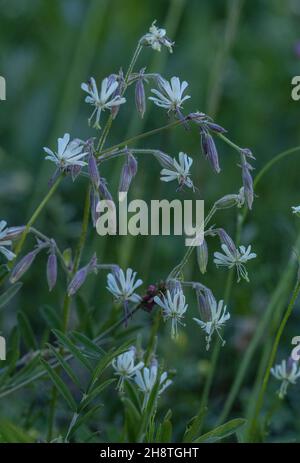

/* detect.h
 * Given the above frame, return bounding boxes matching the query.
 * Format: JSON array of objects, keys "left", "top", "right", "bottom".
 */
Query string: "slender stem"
[
  {"left": 97, "top": 119, "right": 184, "bottom": 157},
  {"left": 248, "top": 280, "right": 300, "bottom": 441},
  {"left": 12, "top": 177, "right": 62, "bottom": 263}
]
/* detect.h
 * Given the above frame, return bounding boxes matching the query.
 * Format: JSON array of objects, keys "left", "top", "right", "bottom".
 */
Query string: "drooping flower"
[
  {"left": 44, "top": 134, "right": 88, "bottom": 170},
  {"left": 134, "top": 362, "right": 172, "bottom": 409},
  {"left": 112, "top": 347, "right": 144, "bottom": 391},
  {"left": 271, "top": 358, "right": 300, "bottom": 399},
  {"left": 107, "top": 268, "right": 143, "bottom": 303},
  {"left": 0, "top": 220, "right": 16, "bottom": 261},
  {"left": 193, "top": 290, "right": 230, "bottom": 350},
  {"left": 160, "top": 152, "right": 194, "bottom": 190},
  {"left": 292, "top": 205, "right": 300, "bottom": 217},
  {"left": 154, "top": 288, "right": 188, "bottom": 338},
  {"left": 213, "top": 244, "right": 256, "bottom": 282},
  {"left": 141, "top": 20, "right": 174, "bottom": 53},
  {"left": 81, "top": 77, "right": 126, "bottom": 128},
  {"left": 149, "top": 76, "right": 190, "bottom": 113}
]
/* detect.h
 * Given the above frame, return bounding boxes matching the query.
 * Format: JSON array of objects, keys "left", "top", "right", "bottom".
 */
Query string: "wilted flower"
[
  {"left": 214, "top": 244, "right": 256, "bottom": 282},
  {"left": 112, "top": 347, "right": 144, "bottom": 391},
  {"left": 0, "top": 220, "right": 16, "bottom": 261},
  {"left": 271, "top": 358, "right": 300, "bottom": 399},
  {"left": 149, "top": 76, "right": 190, "bottom": 113},
  {"left": 215, "top": 188, "right": 245, "bottom": 210},
  {"left": 160, "top": 152, "right": 194, "bottom": 190},
  {"left": 81, "top": 77, "right": 126, "bottom": 128},
  {"left": 134, "top": 362, "right": 172, "bottom": 409},
  {"left": 141, "top": 20, "right": 174, "bottom": 53},
  {"left": 44, "top": 134, "right": 88, "bottom": 170},
  {"left": 193, "top": 290, "right": 230, "bottom": 350},
  {"left": 154, "top": 288, "right": 188, "bottom": 338},
  {"left": 292, "top": 205, "right": 300, "bottom": 217},
  {"left": 200, "top": 129, "right": 220, "bottom": 173},
  {"left": 107, "top": 268, "right": 143, "bottom": 303}
]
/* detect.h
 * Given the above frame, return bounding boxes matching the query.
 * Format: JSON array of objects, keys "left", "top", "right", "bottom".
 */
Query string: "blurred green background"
[{"left": 1, "top": 0, "right": 300, "bottom": 442}]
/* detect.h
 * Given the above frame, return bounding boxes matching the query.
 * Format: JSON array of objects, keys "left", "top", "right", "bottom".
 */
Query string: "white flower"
[
  {"left": 0, "top": 221, "right": 16, "bottom": 261},
  {"left": 134, "top": 363, "right": 172, "bottom": 409},
  {"left": 193, "top": 298, "right": 230, "bottom": 350},
  {"left": 149, "top": 76, "right": 190, "bottom": 112},
  {"left": 292, "top": 205, "right": 300, "bottom": 217},
  {"left": 213, "top": 244, "right": 256, "bottom": 282},
  {"left": 271, "top": 358, "right": 300, "bottom": 399},
  {"left": 160, "top": 152, "right": 194, "bottom": 190},
  {"left": 154, "top": 288, "right": 188, "bottom": 338},
  {"left": 112, "top": 348, "right": 144, "bottom": 391},
  {"left": 142, "top": 20, "right": 174, "bottom": 53},
  {"left": 107, "top": 267, "right": 143, "bottom": 303},
  {"left": 81, "top": 77, "right": 126, "bottom": 128},
  {"left": 44, "top": 133, "right": 88, "bottom": 170}
]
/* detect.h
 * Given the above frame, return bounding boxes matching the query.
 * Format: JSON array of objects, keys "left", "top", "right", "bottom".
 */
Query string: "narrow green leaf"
[
  {"left": 47, "top": 344, "right": 81, "bottom": 389},
  {"left": 79, "top": 379, "right": 116, "bottom": 411},
  {"left": 193, "top": 418, "right": 247, "bottom": 443},
  {"left": 52, "top": 329, "right": 92, "bottom": 372},
  {"left": 0, "top": 283, "right": 23, "bottom": 310},
  {"left": 183, "top": 406, "right": 208, "bottom": 442},
  {"left": 40, "top": 305, "right": 62, "bottom": 330},
  {"left": 69, "top": 404, "right": 103, "bottom": 437},
  {"left": 18, "top": 311, "right": 38, "bottom": 350},
  {"left": 71, "top": 331, "right": 105, "bottom": 358},
  {"left": 0, "top": 419, "right": 34, "bottom": 443},
  {"left": 40, "top": 359, "right": 77, "bottom": 411}
]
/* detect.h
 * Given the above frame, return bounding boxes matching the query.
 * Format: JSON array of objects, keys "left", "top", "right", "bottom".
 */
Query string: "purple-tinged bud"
[
  {"left": 187, "top": 112, "right": 207, "bottom": 123},
  {"left": 206, "top": 121, "right": 227, "bottom": 134},
  {"left": 90, "top": 188, "right": 100, "bottom": 227},
  {"left": 135, "top": 78, "right": 146, "bottom": 118},
  {"left": 88, "top": 154, "right": 100, "bottom": 189},
  {"left": 195, "top": 287, "right": 214, "bottom": 322},
  {"left": 240, "top": 147, "right": 255, "bottom": 160},
  {"left": 10, "top": 250, "right": 39, "bottom": 283},
  {"left": 196, "top": 239, "right": 208, "bottom": 274},
  {"left": 217, "top": 229, "right": 237, "bottom": 256},
  {"left": 241, "top": 163, "right": 254, "bottom": 210},
  {"left": 99, "top": 177, "right": 113, "bottom": 201},
  {"left": 5, "top": 226, "right": 26, "bottom": 240},
  {"left": 200, "top": 130, "right": 220, "bottom": 173},
  {"left": 119, "top": 152, "right": 138, "bottom": 193},
  {"left": 153, "top": 150, "right": 174, "bottom": 170},
  {"left": 67, "top": 266, "right": 89, "bottom": 296},
  {"left": 47, "top": 253, "right": 57, "bottom": 291},
  {"left": 215, "top": 194, "right": 241, "bottom": 210}
]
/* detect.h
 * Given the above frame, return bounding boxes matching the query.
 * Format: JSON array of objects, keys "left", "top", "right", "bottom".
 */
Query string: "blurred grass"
[{"left": 1, "top": 0, "right": 300, "bottom": 442}]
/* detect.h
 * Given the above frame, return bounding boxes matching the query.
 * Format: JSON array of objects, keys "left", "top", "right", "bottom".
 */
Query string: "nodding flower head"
[
  {"left": 213, "top": 244, "right": 256, "bottom": 283},
  {"left": 81, "top": 77, "right": 126, "bottom": 128},
  {"left": 0, "top": 220, "right": 16, "bottom": 261},
  {"left": 141, "top": 20, "right": 174, "bottom": 53},
  {"left": 160, "top": 152, "right": 194, "bottom": 191},
  {"left": 43, "top": 133, "right": 88, "bottom": 171},
  {"left": 134, "top": 362, "right": 172, "bottom": 409},
  {"left": 149, "top": 76, "right": 190, "bottom": 113},
  {"left": 271, "top": 357, "right": 300, "bottom": 399},
  {"left": 154, "top": 288, "right": 188, "bottom": 338},
  {"left": 112, "top": 347, "right": 144, "bottom": 392},
  {"left": 107, "top": 267, "right": 143, "bottom": 304},
  {"left": 193, "top": 289, "right": 230, "bottom": 350}
]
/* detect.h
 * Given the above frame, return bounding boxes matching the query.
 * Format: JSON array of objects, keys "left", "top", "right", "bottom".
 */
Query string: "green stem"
[
  {"left": 12, "top": 177, "right": 62, "bottom": 262},
  {"left": 248, "top": 280, "right": 300, "bottom": 441}
]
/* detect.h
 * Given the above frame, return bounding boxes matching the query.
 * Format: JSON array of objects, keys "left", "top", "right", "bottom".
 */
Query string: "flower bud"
[
  {"left": 135, "top": 78, "right": 146, "bottom": 118},
  {"left": 215, "top": 194, "right": 241, "bottom": 210},
  {"left": 242, "top": 163, "right": 254, "bottom": 210},
  {"left": 153, "top": 150, "right": 174, "bottom": 170},
  {"left": 200, "top": 130, "right": 220, "bottom": 173},
  {"left": 99, "top": 177, "right": 113, "bottom": 201},
  {"left": 195, "top": 287, "right": 214, "bottom": 322},
  {"left": 119, "top": 152, "right": 138, "bottom": 193},
  {"left": 10, "top": 250, "right": 39, "bottom": 283},
  {"left": 196, "top": 239, "right": 208, "bottom": 274},
  {"left": 47, "top": 252, "right": 57, "bottom": 291},
  {"left": 67, "top": 266, "right": 89, "bottom": 296},
  {"left": 88, "top": 153, "right": 100, "bottom": 189},
  {"left": 5, "top": 226, "right": 26, "bottom": 240},
  {"left": 90, "top": 188, "right": 100, "bottom": 227},
  {"left": 206, "top": 121, "right": 227, "bottom": 134},
  {"left": 217, "top": 228, "right": 237, "bottom": 256}
]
